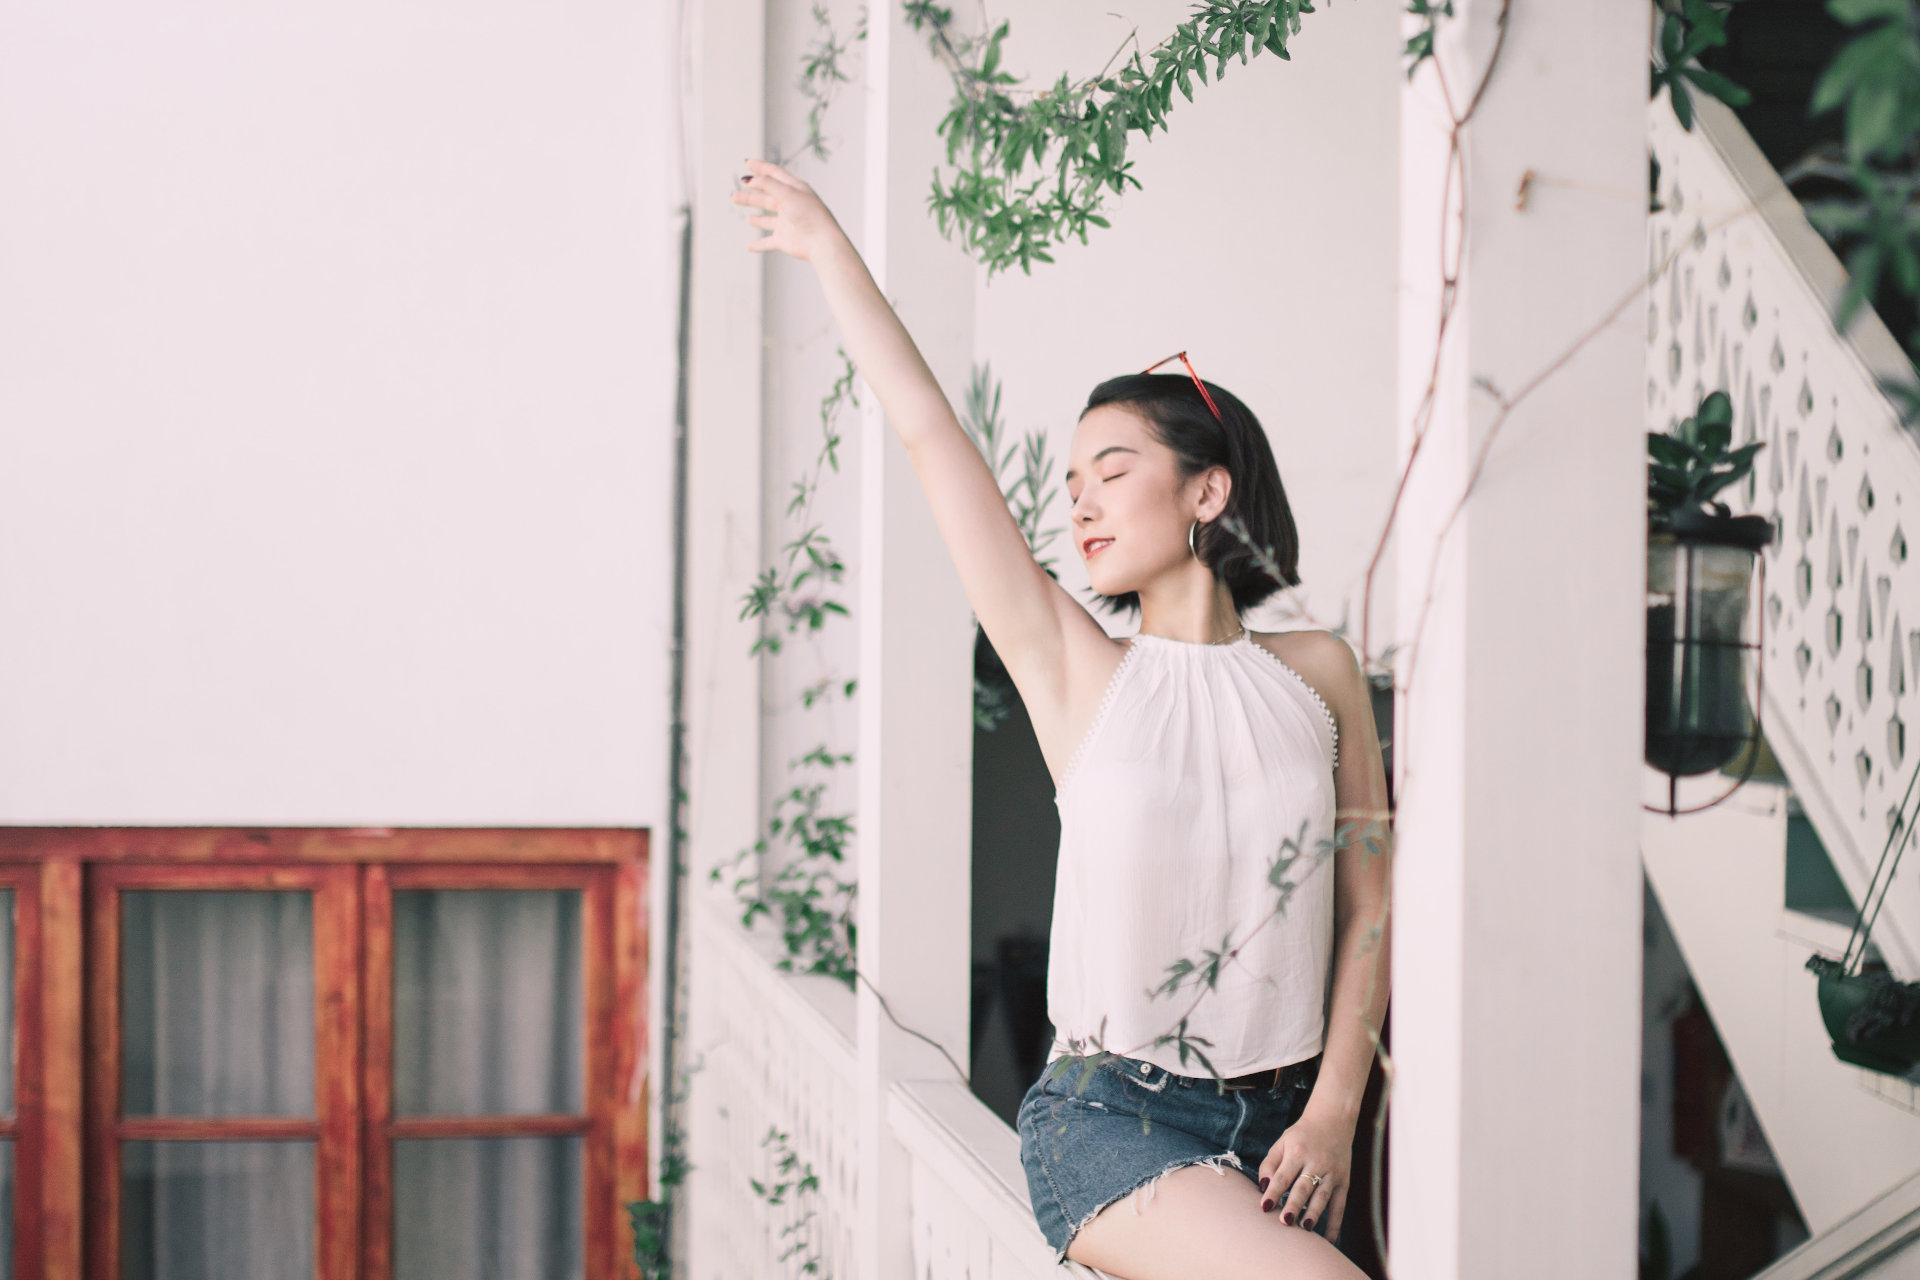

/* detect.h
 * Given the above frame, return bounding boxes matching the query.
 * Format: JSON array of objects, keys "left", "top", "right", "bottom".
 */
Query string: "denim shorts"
[{"left": 1015, "top": 1051, "right": 1324, "bottom": 1263}]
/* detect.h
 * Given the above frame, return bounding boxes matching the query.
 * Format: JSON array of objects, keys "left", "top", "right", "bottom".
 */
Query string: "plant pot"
[
  {"left": 1814, "top": 968, "right": 1920, "bottom": 1076},
  {"left": 1645, "top": 509, "right": 1772, "bottom": 776}
]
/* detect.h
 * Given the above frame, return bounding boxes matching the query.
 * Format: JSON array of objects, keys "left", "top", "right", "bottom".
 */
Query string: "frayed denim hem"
[{"left": 1052, "top": 1148, "right": 1247, "bottom": 1265}]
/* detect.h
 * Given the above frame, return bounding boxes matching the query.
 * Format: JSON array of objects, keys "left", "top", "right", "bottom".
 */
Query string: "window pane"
[
  {"left": 0, "top": 889, "right": 13, "bottom": 1116},
  {"left": 394, "top": 1137, "right": 582, "bottom": 1280},
  {"left": 121, "top": 1141, "right": 313, "bottom": 1280},
  {"left": 122, "top": 892, "right": 314, "bottom": 1117},
  {"left": 393, "top": 890, "right": 582, "bottom": 1115}
]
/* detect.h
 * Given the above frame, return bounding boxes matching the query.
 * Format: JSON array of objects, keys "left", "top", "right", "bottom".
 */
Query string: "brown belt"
[{"left": 1218, "top": 1065, "right": 1287, "bottom": 1090}]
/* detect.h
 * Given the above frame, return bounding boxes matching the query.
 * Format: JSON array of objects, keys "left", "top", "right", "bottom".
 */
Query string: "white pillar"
[
  {"left": 855, "top": 3, "right": 979, "bottom": 1277},
  {"left": 682, "top": 0, "right": 766, "bottom": 1267},
  {"left": 1392, "top": 3, "right": 1645, "bottom": 1276}
]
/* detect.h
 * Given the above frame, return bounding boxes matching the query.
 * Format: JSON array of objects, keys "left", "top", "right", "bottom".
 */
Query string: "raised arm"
[{"left": 732, "top": 158, "right": 1095, "bottom": 694}]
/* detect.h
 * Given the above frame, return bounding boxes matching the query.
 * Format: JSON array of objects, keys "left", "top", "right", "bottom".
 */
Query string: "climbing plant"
[
  {"left": 902, "top": 0, "right": 1317, "bottom": 278},
  {"left": 958, "top": 361, "right": 1067, "bottom": 732}
]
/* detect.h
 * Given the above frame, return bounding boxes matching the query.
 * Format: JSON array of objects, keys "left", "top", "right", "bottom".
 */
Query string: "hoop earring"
[{"left": 1188, "top": 520, "right": 1200, "bottom": 560}]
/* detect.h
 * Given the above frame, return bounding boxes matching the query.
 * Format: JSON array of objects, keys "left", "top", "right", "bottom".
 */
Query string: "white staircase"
[{"left": 1642, "top": 86, "right": 1920, "bottom": 1260}]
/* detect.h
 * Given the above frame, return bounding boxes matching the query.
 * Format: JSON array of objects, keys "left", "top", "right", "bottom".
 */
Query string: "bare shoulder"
[{"left": 1247, "top": 628, "right": 1365, "bottom": 715}]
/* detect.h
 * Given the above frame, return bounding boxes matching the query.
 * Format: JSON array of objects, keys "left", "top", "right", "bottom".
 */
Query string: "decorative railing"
[
  {"left": 686, "top": 895, "right": 1108, "bottom": 1280},
  {"left": 687, "top": 895, "right": 859, "bottom": 1278},
  {"left": 1647, "top": 92, "right": 1920, "bottom": 977},
  {"left": 891, "top": 1080, "right": 1077, "bottom": 1279}
]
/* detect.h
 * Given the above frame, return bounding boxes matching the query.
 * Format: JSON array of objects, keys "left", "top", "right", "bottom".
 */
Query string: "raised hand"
[{"left": 730, "top": 157, "right": 849, "bottom": 262}]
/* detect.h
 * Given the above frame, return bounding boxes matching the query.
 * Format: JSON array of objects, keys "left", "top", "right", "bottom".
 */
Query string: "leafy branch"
[
  {"left": 713, "top": 745, "right": 859, "bottom": 987},
  {"left": 794, "top": 3, "right": 870, "bottom": 165},
  {"left": 750, "top": 1126, "right": 830, "bottom": 1277},
  {"left": 903, "top": 0, "right": 1318, "bottom": 278},
  {"left": 1649, "top": 0, "right": 1754, "bottom": 130},
  {"left": 959, "top": 361, "right": 1067, "bottom": 578},
  {"left": 1646, "top": 389, "right": 1766, "bottom": 527},
  {"left": 1776, "top": 0, "right": 1920, "bottom": 422}
]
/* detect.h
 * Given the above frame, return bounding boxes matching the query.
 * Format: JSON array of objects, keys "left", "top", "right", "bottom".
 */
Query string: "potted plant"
[
  {"left": 1807, "top": 954, "right": 1920, "bottom": 1076},
  {"left": 1646, "top": 390, "right": 1773, "bottom": 777}
]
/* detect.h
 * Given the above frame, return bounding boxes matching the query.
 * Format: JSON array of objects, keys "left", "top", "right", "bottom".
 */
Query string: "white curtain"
[
  {"left": 114, "top": 886, "right": 582, "bottom": 1280},
  {"left": 120, "top": 891, "right": 315, "bottom": 1280},
  {"left": 390, "top": 889, "right": 583, "bottom": 1280}
]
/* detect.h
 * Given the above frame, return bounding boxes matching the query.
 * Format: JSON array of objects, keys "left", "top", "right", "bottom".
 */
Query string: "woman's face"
[{"left": 1065, "top": 404, "right": 1219, "bottom": 597}]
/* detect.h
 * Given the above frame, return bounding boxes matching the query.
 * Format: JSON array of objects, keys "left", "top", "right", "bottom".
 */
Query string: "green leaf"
[
  {"left": 1697, "top": 389, "right": 1733, "bottom": 430},
  {"left": 1660, "top": 13, "right": 1685, "bottom": 67},
  {"left": 1847, "top": 82, "right": 1903, "bottom": 159},
  {"left": 1670, "top": 76, "right": 1696, "bottom": 130},
  {"left": 1682, "top": 65, "right": 1752, "bottom": 108},
  {"left": 1837, "top": 239, "right": 1885, "bottom": 331},
  {"left": 1828, "top": 0, "right": 1910, "bottom": 25}
]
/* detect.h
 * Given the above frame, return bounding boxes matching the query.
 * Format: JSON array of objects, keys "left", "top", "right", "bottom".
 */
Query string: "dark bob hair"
[{"left": 1080, "top": 371, "right": 1300, "bottom": 617}]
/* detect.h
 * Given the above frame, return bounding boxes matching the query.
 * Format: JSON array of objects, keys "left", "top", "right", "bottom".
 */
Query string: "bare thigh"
[{"left": 1063, "top": 1163, "right": 1366, "bottom": 1280}]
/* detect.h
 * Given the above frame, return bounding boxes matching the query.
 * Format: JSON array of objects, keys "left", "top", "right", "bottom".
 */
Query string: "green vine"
[
  {"left": 714, "top": 745, "right": 858, "bottom": 986},
  {"left": 626, "top": 1053, "right": 704, "bottom": 1279},
  {"left": 958, "top": 361, "right": 1067, "bottom": 732},
  {"left": 740, "top": 351, "right": 859, "bottom": 656},
  {"left": 1649, "top": 0, "right": 1754, "bottom": 130},
  {"left": 795, "top": 3, "right": 870, "bottom": 164},
  {"left": 750, "top": 1125, "right": 830, "bottom": 1277},
  {"left": 903, "top": 0, "right": 1317, "bottom": 278},
  {"left": 1401, "top": 0, "right": 1452, "bottom": 77}
]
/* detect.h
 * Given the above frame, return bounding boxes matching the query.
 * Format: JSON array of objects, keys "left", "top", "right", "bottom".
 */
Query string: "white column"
[
  {"left": 682, "top": 0, "right": 766, "bottom": 883},
  {"left": 681, "top": 0, "right": 766, "bottom": 1268},
  {"left": 855, "top": 3, "right": 980, "bottom": 1277},
  {"left": 1392, "top": 3, "right": 1645, "bottom": 1276}
]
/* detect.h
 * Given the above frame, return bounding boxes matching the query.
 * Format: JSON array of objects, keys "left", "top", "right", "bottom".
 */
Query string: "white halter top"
[{"left": 1046, "top": 630, "right": 1340, "bottom": 1078}]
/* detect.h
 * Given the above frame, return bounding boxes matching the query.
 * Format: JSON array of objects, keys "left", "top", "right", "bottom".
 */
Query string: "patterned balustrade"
[
  {"left": 686, "top": 893, "right": 859, "bottom": 1279},
  {"left": 890, "top": 1081, "right": 1079, "bottom": 1280},
  {"left": 1648, "top": 95, "right": 1920, "bottom": 975}
]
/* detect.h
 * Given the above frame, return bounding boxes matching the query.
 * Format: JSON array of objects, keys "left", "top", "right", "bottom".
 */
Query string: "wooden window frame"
[
  {"left": 0, "top": 864, "right": 46, "bottom": 1280},
  {"left": 85, "top": 863, "right": 360, "bottom": 1280},
  {"left": 362, "top": 862, "right": 620, "bottom": 1278},
  {"left": 0, "top": 827, "right": 648, "bottom": 1280}
]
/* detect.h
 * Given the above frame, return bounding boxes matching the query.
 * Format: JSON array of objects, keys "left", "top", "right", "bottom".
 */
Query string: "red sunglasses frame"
[{"left": 1141, "top": 350, "right": 1224, "bottom": 423}]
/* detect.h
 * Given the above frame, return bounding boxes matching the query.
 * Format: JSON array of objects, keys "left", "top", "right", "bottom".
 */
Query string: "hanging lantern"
[
  {"left": 1644, "top": 389, "right": 1774, "bottom": 816},
  {"left": 1645, "top": 505, "right": 1773, "bottom": 812}
]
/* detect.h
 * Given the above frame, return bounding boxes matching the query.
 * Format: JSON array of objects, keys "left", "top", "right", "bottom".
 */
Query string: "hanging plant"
[
  {"left": 1807, "top": 745, "right": 1920, "bottom": 1076},
  {"left": 1647, "top": 390, "right": 1768, "bottom": 537},
  {"left": 1645, "top": 391, "right": 1774, "bottom": 785},
  {"left": 1807, "top": 954, "right": 1920, "bottom": 1075}
]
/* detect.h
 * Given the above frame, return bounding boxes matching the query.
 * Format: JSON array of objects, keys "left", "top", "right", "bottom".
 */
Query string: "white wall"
[
  {"left": 0, "top": 0, "right": 678, "bottom": 827},
  {"left": 971, "top": 0, "right": 1403, "bottom": 642}
]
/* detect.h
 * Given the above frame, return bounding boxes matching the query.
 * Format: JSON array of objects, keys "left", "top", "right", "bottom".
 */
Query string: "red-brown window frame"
[
  {"left": 0, "top": 827, "right": 649, "bottom": 1280},
  {"left": 0, "top": 864, "right": 46, "bottom": 1280}
]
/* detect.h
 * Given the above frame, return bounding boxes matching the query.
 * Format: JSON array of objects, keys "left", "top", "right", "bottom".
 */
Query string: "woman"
[{"left": 733, "top": 157, "right": 1390, "bottom": 1280}]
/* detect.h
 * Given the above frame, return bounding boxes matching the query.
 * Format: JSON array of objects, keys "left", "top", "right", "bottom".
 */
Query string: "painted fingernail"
[
  {"left": 1260, "top": 1199, "right": 1271, "bottom": 1212},
  {"left": 1303, "top": 1218, "right": 1314, "bottom": 1232},
  {"left": 1258, "top": 1176, "right": 1269, "bottom": 1191},
  {"left": 1282, "top": 1212, "right": 1294, "bottom": 1225}
]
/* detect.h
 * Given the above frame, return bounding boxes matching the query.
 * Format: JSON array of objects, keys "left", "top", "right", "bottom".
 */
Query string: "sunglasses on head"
[{"left": 1141, "top": 350, "right": 1224, "bottom": 423}]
